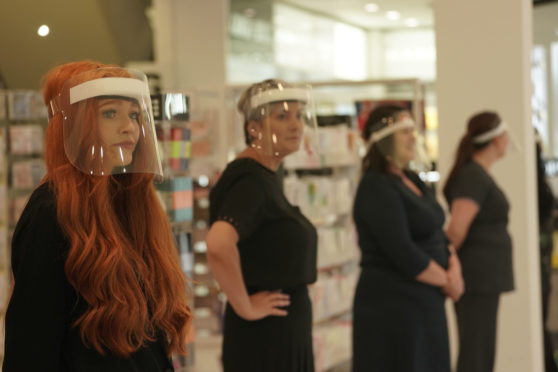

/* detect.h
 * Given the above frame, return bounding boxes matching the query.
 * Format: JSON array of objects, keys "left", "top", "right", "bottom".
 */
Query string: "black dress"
[
  {"left": 209, "top": 157, "right": 317, "bottom": 372},
  {"left": 352, "top": 170, "right": 450, "bottom": 372},
  {"left": 3, "top": 183, "right": 174, "bottom": 372}
]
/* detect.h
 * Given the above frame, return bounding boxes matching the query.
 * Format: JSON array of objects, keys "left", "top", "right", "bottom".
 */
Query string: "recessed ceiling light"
[
  {"left": 385, "top": 11, "right": 401, "bottom": 21},
  {"left": 405, "top": 18, "right": 419, "bottom": 27},
  {"left": 364, "top": 3, "right": 379, "bottom": 13},
  {"left": 37, "top": 24, "right": 50, "bottom": 37}
]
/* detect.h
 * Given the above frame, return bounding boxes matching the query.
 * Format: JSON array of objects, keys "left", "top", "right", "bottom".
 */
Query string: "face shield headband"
[
  {"left": 368, "top": 117, "right": 416, "bottom": 145},
  {"left": 472, "top": 120, "right": 508, "bottom": 144},
  {"left": 48, "top": 77, "right": 150, "bottom": 119},
  {"left": 46, "top": 70, "right": 162, "bottom": 177},
  {"left": 249, "top": 87, "right": 309, "bottom": 109}
]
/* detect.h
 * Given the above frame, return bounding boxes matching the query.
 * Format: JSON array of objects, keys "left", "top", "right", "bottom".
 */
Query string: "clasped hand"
[{"left": 442, "top": 254, "right": 465, "bottom": 302}]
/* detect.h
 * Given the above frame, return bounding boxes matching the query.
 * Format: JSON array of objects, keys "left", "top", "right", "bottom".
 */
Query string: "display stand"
[{"left": 0, "top": 89, "right": 48, "bottom": 363}]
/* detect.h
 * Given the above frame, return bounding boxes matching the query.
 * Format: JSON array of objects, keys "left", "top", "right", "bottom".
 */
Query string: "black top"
[
  {"left": 445, "top": 161, "right": 514, "bottom": 293},
  {"left": 209, "top": 158, "right": 317, "bottom": 291},
  {"left": 353, "top": 170, "right": 449, "bottom": 279},
  {"left": 3, "top": 183, "right": 174, "bottom": 372}
]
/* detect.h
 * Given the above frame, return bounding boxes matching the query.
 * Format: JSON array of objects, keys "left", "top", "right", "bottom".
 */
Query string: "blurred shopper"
[
  {"left": 206, "top": 79, "right": 318, "bottom": 371},
  {"left": 3, "top": 61, "right": 192, "bottom": 371},
  {"left": 535, "top": 130, "right": 558, "bottom": 372},
  {"left": 352, "top": 104, "right": 462, "bottom": 372},
  {"left": 444, "top": 111, "right": 514, "bottom": 372}
]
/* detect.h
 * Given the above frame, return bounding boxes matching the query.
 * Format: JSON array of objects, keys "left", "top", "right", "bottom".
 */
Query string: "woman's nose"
[
  {"left": 289, "top": 116, "right": 303, "bottom": 130},
  {"left": 119, "top": 117, "right": 137, "bottom": 134}
]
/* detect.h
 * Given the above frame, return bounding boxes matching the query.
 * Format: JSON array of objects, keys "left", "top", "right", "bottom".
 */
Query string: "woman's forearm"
[
  {"left": 415, "top": 260, "right": 448, "bottom": 287},
  {"left": 206, "top": 231, "right": 252, "bottom": 318},
  {"left": 446, "top": 227, "right": 466, "bottom": 249}
]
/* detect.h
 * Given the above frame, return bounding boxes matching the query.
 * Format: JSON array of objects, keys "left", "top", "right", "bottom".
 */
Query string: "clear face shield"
[
  {"left": 368, "top": 114, "right": 416, "bottom": 157},
  {"left": 246, "top": 85, "right": 317, "bottom": 157},
  {"left": 48, "top": 68, "right": 162, "bottom": 177}
]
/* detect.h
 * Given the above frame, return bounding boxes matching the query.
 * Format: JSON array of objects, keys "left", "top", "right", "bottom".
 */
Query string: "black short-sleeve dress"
[
  {"left": 445, "top": 160, "right": 514, "bottom": 372},
  {"left": 352, "top": 170, "right": 450, "bottom": 372},
  {"left": 209, "top": 157, "right": 318, "bottom": 372},
  {"left": 445, "top": 160, "right": 514, "bottom": 293}
]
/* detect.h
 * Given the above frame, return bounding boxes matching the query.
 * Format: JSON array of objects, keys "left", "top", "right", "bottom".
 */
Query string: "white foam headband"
[
  {"left": 69, "top": 77, "right": 149, "bottom": 104},
  {"left": 472, "top": 121, "right": 507, "bottom": 144},
  {"left": 369, "top": 118, "right": 416, "bottom": 144},
  {"left": 250, "top": 87, "right": 309, "bottom": 109}
]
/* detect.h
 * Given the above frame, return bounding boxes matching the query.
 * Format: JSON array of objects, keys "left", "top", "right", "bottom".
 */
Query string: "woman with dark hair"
[
  {"left": 3, "top": 61, "right": 192, "bottom": 371},
  {"left": 444, "top": 111, "right": 514, "bottom": 372},
  {"left": 352, "top": 104, "right": 462, "bottom": 372},
  {"left": 205, "top": 79, "right": 317, "bottom": 371},
  {"left": 535, "top": 132, "right": 558, "bottom": 372}
]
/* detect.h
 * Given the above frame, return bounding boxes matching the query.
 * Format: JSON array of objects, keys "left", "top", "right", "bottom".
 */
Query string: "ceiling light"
[
  {"left": 364, "top": 3, "right": 379, "bottom": 13},
  {"left": 405, "top": 18, "right": 419, "bottom": 27},
  {"left": 385, "top": 11, "right": 401, "bottom": 21},
  {"left": 37, "top": 25, "right": 50, "bottom": 37}
]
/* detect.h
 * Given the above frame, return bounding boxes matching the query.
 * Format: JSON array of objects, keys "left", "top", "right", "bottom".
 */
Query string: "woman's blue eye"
[
  {"left": 102, "top": 109, "right": 117, "bottom": 119},
  {"left": 129, "top": 112, "right": 140, "bottom": 121}
]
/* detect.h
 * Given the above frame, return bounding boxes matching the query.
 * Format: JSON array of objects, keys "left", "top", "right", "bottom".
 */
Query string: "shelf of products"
[
  {"left": 0, "top": 90, "right": 8, "bottom": 360},
  {"left": 153, "top": 90, "right": 226, "bottom": 372},
  {"left": 151, "top": 92, "right": 197, "bottom": 369},
  {"left": 283, "top": 115, "right": 361, "bottom": 372},
  {"left": 0, "top": 89, "right": 49, "bottom": 362}
]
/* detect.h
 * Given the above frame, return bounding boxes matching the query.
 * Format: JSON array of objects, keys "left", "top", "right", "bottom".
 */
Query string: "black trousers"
[{"left": 454, "top": 292, "right": 500, "bottom": 372}]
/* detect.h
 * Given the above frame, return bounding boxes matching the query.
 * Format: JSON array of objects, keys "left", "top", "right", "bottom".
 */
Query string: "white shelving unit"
[{"left": 0, "top": 89, "right": 48, "bottom": 364}]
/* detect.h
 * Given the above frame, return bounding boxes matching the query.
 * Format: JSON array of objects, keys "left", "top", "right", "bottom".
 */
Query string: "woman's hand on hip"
[{"left": 239, "top": 290, "right": 290, "bottom": 321}]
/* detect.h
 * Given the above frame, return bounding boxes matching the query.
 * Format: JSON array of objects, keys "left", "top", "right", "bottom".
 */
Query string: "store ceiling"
[
  {"left": 0, "top": 0, "right": 433, "bottom": 90},
  {"left": 283, "top": 0, "right": 434, "bottom": 30},
  {"left": 0, "top": 0, "right": 152, "bottom": 90},
  {"left": 3, "top": 0, "right": 549, "bottom": 90}
]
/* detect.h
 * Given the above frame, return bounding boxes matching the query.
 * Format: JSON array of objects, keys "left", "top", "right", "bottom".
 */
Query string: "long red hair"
[{"left": 41, "top": 61, "right": 191, "bottom": 357}]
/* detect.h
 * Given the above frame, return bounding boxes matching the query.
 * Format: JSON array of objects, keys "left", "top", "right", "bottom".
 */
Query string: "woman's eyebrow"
[{"left": 98, "top": 99, "right": 123, "bottom": 108}]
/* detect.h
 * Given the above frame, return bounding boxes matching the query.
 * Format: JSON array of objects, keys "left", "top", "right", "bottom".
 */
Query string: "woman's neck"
[
  {"left": 388, "top": 161, "right": 405, "bottom": 177},
  {"left": 472, "top": 150, "right": 497, "bottom": 172},
  {"left": 237, "top": 146, "right": 284, "bottom": 171}
]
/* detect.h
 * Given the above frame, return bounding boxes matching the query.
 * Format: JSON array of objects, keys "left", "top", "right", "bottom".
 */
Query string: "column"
[{"left": 434, "top": 0, "right": 543, "bottom": 371}]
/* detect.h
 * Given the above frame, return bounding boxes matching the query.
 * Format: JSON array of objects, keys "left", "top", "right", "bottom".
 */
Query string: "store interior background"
[{"left": 1, "top": 0, "right": 558, "bottom": 371}]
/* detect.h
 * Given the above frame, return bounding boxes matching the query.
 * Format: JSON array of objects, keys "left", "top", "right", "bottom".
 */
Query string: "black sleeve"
[
  {"left": 213, "top": 174, "right": 266, "bottom": 241},
  {"left": 3, "top": 199, "right": 68, "bottom": 372},
  {"left": 354, "top": 174, "right": 431, "bottom": 278},
  {"left": 448, "top": 165, "right": 490, "bottom": 206}
]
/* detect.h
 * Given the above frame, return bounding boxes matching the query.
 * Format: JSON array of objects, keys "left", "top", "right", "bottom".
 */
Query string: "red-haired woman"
[
  {"left": 444, "top": 111, "right": 514, "bottom": 372},
  {"left": 2, "top": 61, "right": 192, "bottom": 372}
]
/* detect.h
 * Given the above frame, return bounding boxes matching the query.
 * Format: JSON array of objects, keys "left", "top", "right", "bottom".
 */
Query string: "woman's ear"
[{"left": 247, "top": 120, "right": 262, "bottom": 139}]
